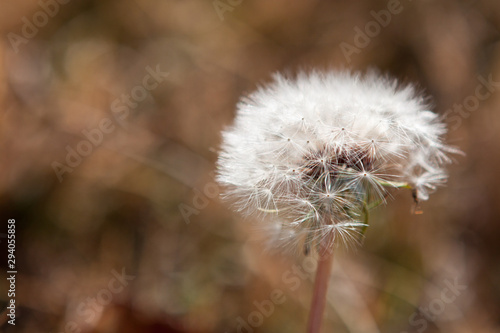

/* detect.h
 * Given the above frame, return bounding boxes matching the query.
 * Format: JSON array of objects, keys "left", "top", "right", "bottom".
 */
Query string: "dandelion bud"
[{"left": 217, "top": 70, "right": 457, "bottom": 252}]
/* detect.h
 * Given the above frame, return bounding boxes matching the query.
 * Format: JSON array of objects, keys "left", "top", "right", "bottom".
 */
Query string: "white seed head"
[{"left": 217, "top": 70, "right": 457, "bottom": 252}]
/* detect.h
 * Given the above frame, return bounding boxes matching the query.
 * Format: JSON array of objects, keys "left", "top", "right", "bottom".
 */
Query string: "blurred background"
[{"left": 1, "top": 0, "right": 500, "bottom": 332}]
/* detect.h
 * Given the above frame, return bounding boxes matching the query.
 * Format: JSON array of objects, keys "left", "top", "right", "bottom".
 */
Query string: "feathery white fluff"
[{"left": 217, "top": 70, "right": 456, "bottom": 251}]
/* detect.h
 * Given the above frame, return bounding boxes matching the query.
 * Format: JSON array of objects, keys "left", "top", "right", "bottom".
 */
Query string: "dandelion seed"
[
  {"left": 216, "top": 69, "right": 459, "bottom": 333},
  {"left": 217, "top": 69, "right": 457, "bottom": 251}
]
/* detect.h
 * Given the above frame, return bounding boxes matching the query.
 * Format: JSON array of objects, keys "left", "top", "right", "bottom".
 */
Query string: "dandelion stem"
[{"left": 307, "top": 232, "right": 334, "bottom": 333}]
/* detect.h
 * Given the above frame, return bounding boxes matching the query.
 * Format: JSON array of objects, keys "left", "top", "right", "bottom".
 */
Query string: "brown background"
[{"left": 1, "top": 0, "right": 499, "bottom": 332}]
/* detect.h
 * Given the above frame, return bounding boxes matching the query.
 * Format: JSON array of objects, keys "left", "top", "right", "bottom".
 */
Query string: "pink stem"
[{"left": 306, "top": 235, "right": 334, "bottom": 333}]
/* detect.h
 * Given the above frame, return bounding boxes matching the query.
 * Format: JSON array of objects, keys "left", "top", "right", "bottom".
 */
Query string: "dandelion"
[{"left": 216, "top": 70, "right": 458, "bottom": 333}]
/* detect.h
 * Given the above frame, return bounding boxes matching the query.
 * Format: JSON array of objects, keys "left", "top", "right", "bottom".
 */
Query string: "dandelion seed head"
[{"left": 217, "top": 70, "right": 457, "bottom": 251}]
